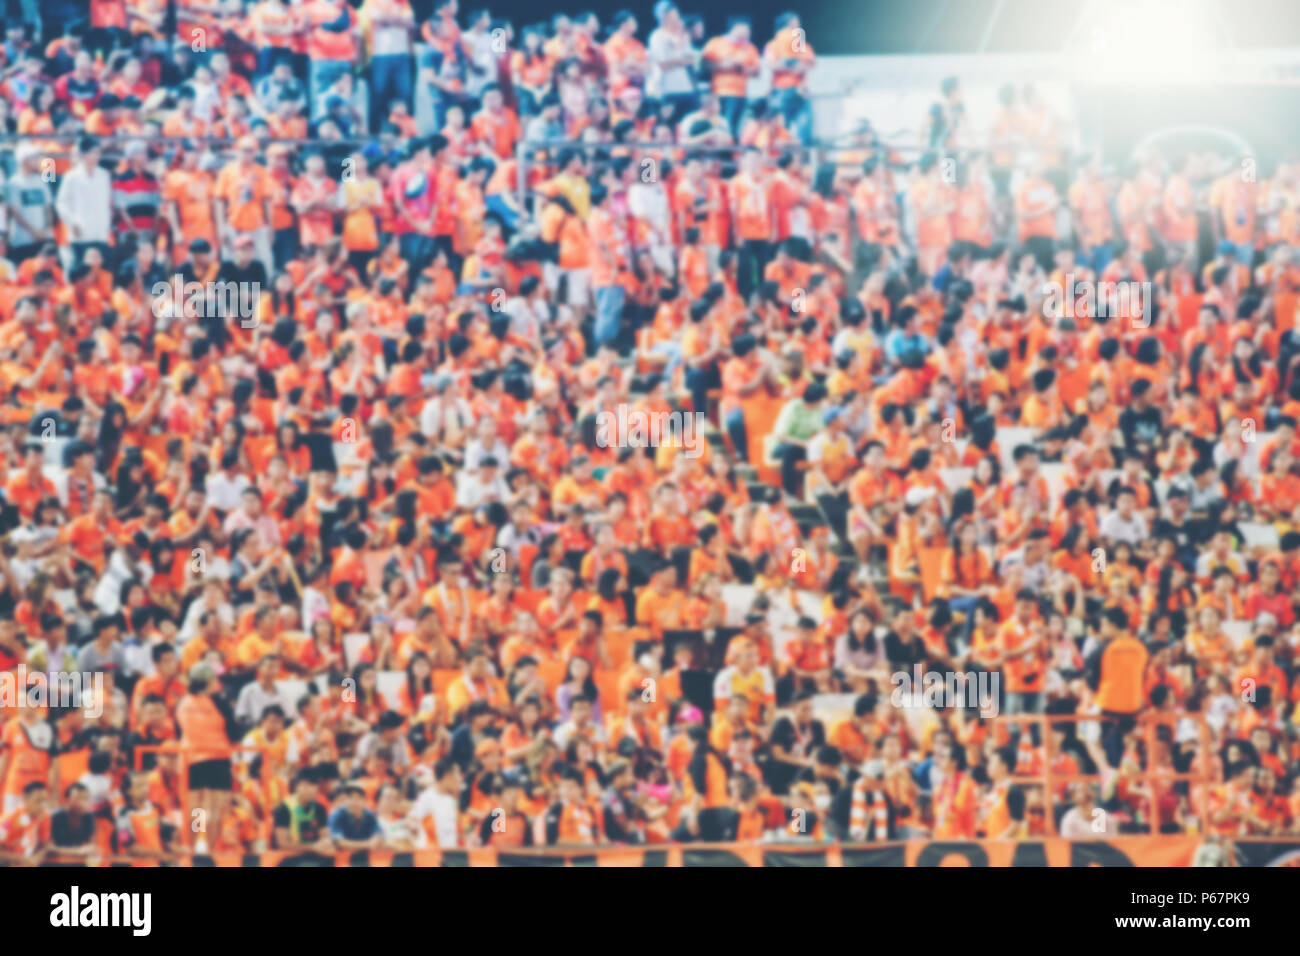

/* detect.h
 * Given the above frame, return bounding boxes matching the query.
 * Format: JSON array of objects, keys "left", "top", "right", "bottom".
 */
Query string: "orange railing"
[
  {"left": 10, "top": 837, "right": 1300, "bottom": 867},
  {"left": 993, "top": 712, "right": 1215, "bottom": 837}
]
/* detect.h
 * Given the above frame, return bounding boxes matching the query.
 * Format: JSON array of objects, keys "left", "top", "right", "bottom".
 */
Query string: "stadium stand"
[{"left": 0, "top": 0, "right": 1297, "bottom": 866}]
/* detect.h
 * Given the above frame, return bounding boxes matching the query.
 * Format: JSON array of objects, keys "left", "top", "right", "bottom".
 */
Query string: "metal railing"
[{"left": 995, "top": 712, "right": 1215, "bottom": 838}]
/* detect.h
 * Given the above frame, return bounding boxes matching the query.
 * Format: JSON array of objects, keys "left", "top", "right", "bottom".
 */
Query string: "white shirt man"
[
  {"left": 95, "top": 550, "right": 150, "bottom": 615},
  {"left": 647, "top": 5, "right": 696, "bottom": 98},
  {"left": 628, "top": 179, "right": 673, "bottom": 272},
  {"left": 455, "top": 460, "right": 510, "bottom": 509},
  {"left": 462, "top": 21, "right": 498, "bottom": 99},
  {"left": 1059, "top": 791, "right": 1112, "bottom": 839},
  {"left": 235, "top": 675, "right": 295, "bottom": 729},
  {"left": 462, "top": 434, "right": 510, "bottom": 473},
  {"left": 419, "top": 392, "right": 474, "bottom": 441},
  {"left": 206, "top": 467, "right": 253, "bottom": 512},
  {"left": 6, "top": 145, "right": 55, "bottom": 250},
  {"left": 178, "top": 589, "right": 235, "bottom": 645},
  {"left": 1099, "top": 506, "right": 1149, "bottom": 546},
  {"left": 367, "top": 0, "right": 414, "bottom": 57},
  {"left": 504, "top": 285, "right": 550, "bottom": 340},
  {"left": 55, "top": 142, "right": 112, "bottom": 246},
  {"left": 408, "top": 770, "right": 461, "bottom": 848}
]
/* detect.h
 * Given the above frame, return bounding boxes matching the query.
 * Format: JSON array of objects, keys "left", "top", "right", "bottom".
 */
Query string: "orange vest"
[{"left": 1094, "top": 635, "right": 1149, "bottom": 714}]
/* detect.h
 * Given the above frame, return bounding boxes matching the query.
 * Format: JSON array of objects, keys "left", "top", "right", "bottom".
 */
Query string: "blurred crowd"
[{"left": 0, "top": 0, "right": 1298, "bottom": 861}]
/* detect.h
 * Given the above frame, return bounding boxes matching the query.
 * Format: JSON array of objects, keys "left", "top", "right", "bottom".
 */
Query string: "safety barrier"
[
  {"left": 16, "top": 837, "right": 1300, "bottom": 867},
  {"left": 993, "top": 712, "right": 1215, "bottom": 837}
]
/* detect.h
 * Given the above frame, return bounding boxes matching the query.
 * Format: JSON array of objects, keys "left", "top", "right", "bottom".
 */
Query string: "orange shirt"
[
  {"left": 291, "top": 174, "right": 338, "bottom": 246},
  {"left": 164, "top": 169, "right": 218, "bottom": 246},
  {"left": 764, "top": 28, "right": 814, "bottom": 90},
  {"left": 675, "top": 175, "right": 728, "bottom": 247},
  {"left": 952, "top": 183, "right": 992, "bottom": 246},
  {"left": 0, "top": 805, "right": 48, "bottom": 856},
  {"left": 1162, "top": 173, "right": 1197, "bottom": 242},
  {"left": 732, "top": 173, "right": 772, "bottom": 241},
  {"left": 588, "top": 206, "right": 627, "bottom": 288},
  {"left": 998, "top": 617, "right": 1043, "bottom": 694},
  {"left": 215, "top": 161, "right": 272, "bottom": 232},
  {"left": 1095, "top": 635, "right": 1150, "bottom": 714},
  {"left": 471, "top": 110, "right": 521, "bottom": 160},
  {"left": 933, "top": 771, "right": 977, "bottom": 839},
  {"left": 852, "top": 177, "right": 900, "bottom": 245},
  {"left": 1016, "top": 177, "right": 1057, "bottom": 240},
  {"left": 1, "top": 720, "right": 51, "bottom": 796},
  {"left": 1069, "top": 179, "right": 1114, "bottom": 247},
  {"left": 302, "top": 0, "right": 358, "bottom": 60},
  {"left": 161, "top": 113, "right": 209, "bottom": 139},
  {"left": 251, "top": 0, "right": 297, "bottom": 49},
  {"left": 602, "top": 33, "right": 647, "bottom": 94},
  {"left": 678, "top": 244, "right": 710, "bottom": 298},
  {"left": 60, "top": 512, "right": 122, "bottom": 573},
  {"left": 5, "top": 470, "right": 57, "bottom": 519},
  {"left": 540, "top": 203, "right": 589, "bottom": 269},
  {"left": 911, "top": 177, "right": 954, "bottom": 249},
  {"left": 176, "top": 693, "right": 231, "bottom": 761},
  {"left": 702, "top": 36, "right": 759, "bottom": 98}
]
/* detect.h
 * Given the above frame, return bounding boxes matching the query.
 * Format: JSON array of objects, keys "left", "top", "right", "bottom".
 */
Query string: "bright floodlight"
[{"left": 1072, "top": 0, "right": 1221, "bottom": 86}]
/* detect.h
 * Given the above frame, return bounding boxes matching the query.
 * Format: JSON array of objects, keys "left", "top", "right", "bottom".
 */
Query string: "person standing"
[
  {"left": 5, "top": 144, "right": 55, "bottom": 262},
  {"left": 647, "top": 2, "right": 697, "bottom": 122},
  {"left": 54, "top": 136, "right": 111, "bottom": 268},
  {"left": 214, "top": 136, "right": 275, "bottom": 270},
  {"left": 408, "top": 758, "right": 463, "bottom": 848},
  {"left": 731, "top": 147, "right": 773, "bottom": 299},
  {"left": 702, "top": 17, "right": 759, "bottom": 138},
  {"left": 588, "top": 183, "right": 628, "bottom": 347},
  {"left": 301, "top": 0, "right": 360, "bottom": 120},
  {"left": 176, "top": 664, "right": 234, "bottom": 855},
  {"left": 1087, "top": 606, "right": 1151, "bottom": 768},
  {"left": 764, "top": 12, "right": 815, "bottom": 144},
  {"left": 361, "top": 0, "right": 414, "bottom": 131}
]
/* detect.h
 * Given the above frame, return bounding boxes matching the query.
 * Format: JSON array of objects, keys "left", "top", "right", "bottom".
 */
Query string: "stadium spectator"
[{"left": 0, "top": 4, "right": 1296, "bottom": 867}]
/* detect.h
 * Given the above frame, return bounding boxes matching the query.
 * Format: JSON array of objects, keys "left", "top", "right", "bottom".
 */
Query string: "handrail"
[
  {"left": 10, "top": 835, "right": 1294, "bottom": 867},
  {"left": 986, "top": 712, "right": 1214, "bottom": 837}
]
